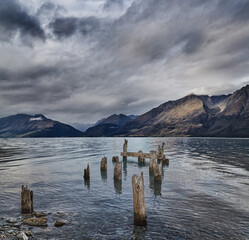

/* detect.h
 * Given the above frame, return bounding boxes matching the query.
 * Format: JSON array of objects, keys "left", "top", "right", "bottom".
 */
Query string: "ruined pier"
[{"left": 121, "top": 139, "right": 168, "bottom": 163}]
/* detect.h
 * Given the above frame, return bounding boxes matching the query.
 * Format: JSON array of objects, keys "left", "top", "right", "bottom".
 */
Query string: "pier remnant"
[
  {"left": 21, "top": 185, "right": 33, "bottom": 214},
  {"left": 132, "top": 172, "right": 147, "bottom": 226},
  {"left": 149, "top": 150, "right": 157, "bottom": 173},
  {"left": 84, "top": 163, "right": 90, "bottom": 180},
  {"left": 112, "top": 156, "right": 119, "bottom": 162},
  {"left": 153, "top": 162, "right": 162, "bottom": 181},
  {"left": 114, "top": 162, "right": 122, "bottom": 180},
  {"left": 101, "top": 157, "right": 107, "bottom": 171},
  {"left": 121, "top": 140, "right": 168, "bottom": 163}
]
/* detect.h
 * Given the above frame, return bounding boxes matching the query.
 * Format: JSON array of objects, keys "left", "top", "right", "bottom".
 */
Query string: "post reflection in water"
[
  {"left": 123, "top": 158, "right": 127, "bottom": 179},
  {"left": 138, "top": 161, "right": 146, "bottom": 168},
  {"left": 114, "top": 179, "right": 122, "bottom": 194},
  {"left": 84, "top": 178, "right": 90, "bottom": 190},
  {"left": 133, "top": 225, "right": 147, "bottom": 238},
  {"left": 101, "top": 170, "right": 107, "bottom": 182},
  {"left": 149, "top": 173, "right": 162, "bottom": 196}
]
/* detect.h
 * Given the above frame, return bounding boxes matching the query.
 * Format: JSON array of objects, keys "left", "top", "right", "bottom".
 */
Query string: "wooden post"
[
  {"left": 112, "top": 156, "right": 119, "bottom": 162},
  {"left": 123, "top": 139, "right": 128, "bottom": 153},
  {"left": 123, "top": 139, "right": 128, "bottom": 160},
  {"left": 138, "top": 150, "right": 145, "bottom": 163},
  {"left": 132, "top": 172, "right": 147, "bottom": 226},
  {"left": 21, "top": 185, "right": 33, "bottom": 214},
  {"left": 161, "top": 143, "right": 165, "bottom": 155},
  {"left": 153, "top": 162, "right": 162, "bottom": 181},
  {"left": 84, "top": 163, "right": 90, "bottom": 180},
  {"left": 101, "top": 157, "right": 107, "bottom": 171},
  {"left": 149, "top": 151, "right": 157, "bottom": 173},
  {"left": 113, "top": 162, "right": 122, "bottom": 180}
]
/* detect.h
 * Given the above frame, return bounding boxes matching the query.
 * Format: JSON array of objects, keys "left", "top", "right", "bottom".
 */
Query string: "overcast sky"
[{"left": 0, "top": 0, "right": 249, "bottom": 126}]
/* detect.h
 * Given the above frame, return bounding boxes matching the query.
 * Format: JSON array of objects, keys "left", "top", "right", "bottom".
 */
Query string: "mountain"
[
  {"left": 0, "top": 114, "right": 83, "bottom": 137},
  {"left": 128, "top": 115, "right": 138, "bottom": 120},
  {"left": 83, "top": 114, "right": 132, "bottom": 137},
  {"left": 84, "top": 85, "right": 249, "bottom": 137}
]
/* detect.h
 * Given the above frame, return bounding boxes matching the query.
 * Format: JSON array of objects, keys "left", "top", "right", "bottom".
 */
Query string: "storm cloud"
[
  {"left": 0, "top": 0, "right": 249, "bottom": 126},
  {"left": 0, "top": 0, "right": 45, "bottom": 41}
]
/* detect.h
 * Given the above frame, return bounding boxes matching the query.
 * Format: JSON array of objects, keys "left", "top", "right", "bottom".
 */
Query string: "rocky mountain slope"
[
  {"left": 84, "top": 85, "right": 249, "bottom": 137},
  {"left": 0, "top": 114, "right": 83, "bottom": 137},
  {"left": 83, "top": 114, "right": 132, "bottom": 137}
]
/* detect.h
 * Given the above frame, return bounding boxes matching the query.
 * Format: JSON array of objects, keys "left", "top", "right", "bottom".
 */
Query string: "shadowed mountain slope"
[{"left": 0, "top": 114, "right": 83, "bottom": 137}]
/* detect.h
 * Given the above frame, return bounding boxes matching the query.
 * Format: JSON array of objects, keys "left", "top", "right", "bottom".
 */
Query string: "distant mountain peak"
[{"left": 0, "top": 114, "right": 83, "bottom": 138}]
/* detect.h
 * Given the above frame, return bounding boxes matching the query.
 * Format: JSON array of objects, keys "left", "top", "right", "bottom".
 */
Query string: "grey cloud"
[
  {"left": 0, "top": 0, "right": 45, "bottom": 41},
  {"left": 103, "top": 0, "right": 123, "bottom": 10},
  {"left": 37, "top": 2, "right": 56, "bottom": 16},
  {"left": 49, "top": 17, "right": 78, "bottom": 38},
  {"left": 49, "top": 16, "right": 100, "bottom": 38},
  {"left": 78, "top": 17, "right": 100, "bottom": 36}
]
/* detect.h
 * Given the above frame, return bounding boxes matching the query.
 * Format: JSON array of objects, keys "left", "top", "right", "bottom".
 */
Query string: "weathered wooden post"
[
  {"left": 84, "top": 163, "right": 90, "bottom": 180},
  {"left": 112, "top": 156, "right": 119, "bottom": 162},
  {"left": 123, "top": 139, "right": 128, "bottom": 153},
  {"left": 158, "top": 145, "right": 162, "bottom": 156},
  {"left": 161, "top": 143, "right": 165, "bottom": 155},
  {"left": 113, "top": 161, "right": 122, "bottom": 180},
  {"left": 132, "top": 172, "right": 147, "bottom": 226},
  {"left": 21, "top": 185, "right": 33, "bottom": 214},
  {"left": 123, "top": 139, "right": 128, "bottom": 160},
  {"left": 138, "top": 150, "right": 145, "bottom": 163},
  {"left": 101, "top": 157, "right": 107, "bottom": 171},
  {"left": 149, "top": 150, "right": 157, "bottom": 173},
  {"left": 153, "top": 162, "right": 162, "bottom": 181}
]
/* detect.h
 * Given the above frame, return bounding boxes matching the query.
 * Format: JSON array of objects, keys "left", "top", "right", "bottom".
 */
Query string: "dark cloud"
[
  {"left": 49, "top": 16, "right": 100, "bottom": 38},
  {"left": 0, "top": 68, "right": 10, "bottom": 81},
  {"left": 49, "top": 17, "right": 78, "bottom": 38},
  {"left": 78, "top": 17, "right": 100, "bottom": 36},
  {"left": 0, "top": 0, "right": 45, "bottom": 41}
]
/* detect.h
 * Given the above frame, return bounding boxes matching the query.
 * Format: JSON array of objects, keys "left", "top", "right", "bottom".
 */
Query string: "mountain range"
[
  {"left": 83, "top": 84, "right": 249, "bottom": 137},
  {"left": 0, "top": 85, "right": 248, "bottom": 137}
]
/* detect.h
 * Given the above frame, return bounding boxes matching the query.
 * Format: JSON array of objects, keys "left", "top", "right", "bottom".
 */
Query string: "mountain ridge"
[
  {"left": 1, "top": 85, "right": 249, "bottom": 137},
  {"left": 84, "top": 85, "right": 249, "bottom": 137}
]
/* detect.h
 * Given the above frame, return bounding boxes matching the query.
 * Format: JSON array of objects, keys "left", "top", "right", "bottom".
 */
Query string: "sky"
[{"left": 0, "top": 0, "right": 249, "bottom": 128}]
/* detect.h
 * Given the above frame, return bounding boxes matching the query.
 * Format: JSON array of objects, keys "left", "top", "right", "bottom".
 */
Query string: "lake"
[{"left": 0, "top": 137, "right": 249, "bottom": 239}]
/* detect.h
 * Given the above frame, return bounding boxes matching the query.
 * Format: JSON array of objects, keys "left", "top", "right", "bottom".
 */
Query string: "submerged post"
[
  {"left": 114, "top": 162, "right": 122, "bottom": 180},
  {"left": 132, "top": 172, "right": 147, "bottom": 226},
  {"left": 101, "top": 157, "right": 107, "bottom": 171},
  {"left": 84, "top": 163, "right": 90, "bottom": 180},
  {"left": 112, "top": 156, "right": 119, "bottom": 162},
  {"left": 149, "top": 150, "right": 157, "bottom": 173},
  {"left": 153, "top": 162, "right": 162, "bottom": 181},
  {"left": 21, "top": 185, "right": 33, "bottom": 214}
]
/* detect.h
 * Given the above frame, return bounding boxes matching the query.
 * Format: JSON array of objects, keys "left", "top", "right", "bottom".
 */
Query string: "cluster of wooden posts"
[
  {"left": 83, "top": 139, "right": 169, "bottom": 226},
  {"left": 21, "top": 139, "right": 169, "bottom": 227}
]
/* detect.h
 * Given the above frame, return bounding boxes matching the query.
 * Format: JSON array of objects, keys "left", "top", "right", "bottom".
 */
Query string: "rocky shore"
[{"left": 0, "top": 211, "right": 75, "bottom": 240}]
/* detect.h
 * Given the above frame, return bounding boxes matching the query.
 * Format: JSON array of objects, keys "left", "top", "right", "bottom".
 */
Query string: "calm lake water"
[{"left": 0, "top": 137, "right": 249, "bottom": 240}]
